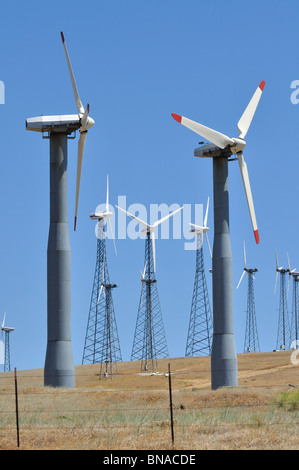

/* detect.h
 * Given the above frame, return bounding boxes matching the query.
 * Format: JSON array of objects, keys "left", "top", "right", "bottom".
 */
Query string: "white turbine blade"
[
  {"left": 60, "top": 31, "right": 84, "bottom": 115},
  {"left": 205, "top": 232, "right": 212, "bottom": 259},
  {"left": 237, "top": 152, "right": 259, "bottom": 244},
  {"left": 152, "top": 206, "right": 183, "bottom": 229},
  {"left": 151, "top": 230, "right": 156, "bottom": 272},
  {"left": 274, "top": 271, "right": 278, "bottom": 295},
  {"left": 172, "top": 113, "right": 234, "bottom": 149},
  {"left": 243, "top": 241, "right": 247, "bottom": 269},
  {"left": 74, "top": 131, "right": 87, "bottom": 231},
  {"left": 1, "top": 312, "right": 5, "bottom": 329},
  {"left": 189, "top": 223, "right": 204, "bottom": 232},
  {"left": 140, "top": 261, "right": 147, "bottom": 281},
  {"left": 237, "top": 81, "right": 265, "bottom": 139},
  {"left": 97, "top": 285, "right": 103, "bottom": 304},
  {"left": 249, "top": 273, "right": 255, "bottom": 280},
  {"left": 204, "top": 197, "right": 210, "bottom": 228},
  {"left": 0, "top": 339, "right": 4, "bottom": 365},
  {"left": 275, "top": 249, "right": 279, "bottom": 270},
  {"left": 115, "top": 206, "right": 149, "bottom": 230},
  {"left": 237, "top": 270, "right": 246, "bottom": 289},
  {"left": 108, "top": 218, "right": 117, "bottom": 255},
  {"left": 106, "top": 175, "right": 109, "bottom": 213}
]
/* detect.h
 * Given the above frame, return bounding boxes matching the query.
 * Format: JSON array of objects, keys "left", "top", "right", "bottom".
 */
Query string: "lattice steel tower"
[
  {"left": 287, "top": 254, "right": 299, "bottom": 349},
  {"left": 1, "top": 313, "right": 14, "bottom": 372},
  {"left": 116, "top": 204, "right": 183, "bottom": 372},
  {"left": 131, "top": 232, "right": 169, "bottom": 372},
  {"left": 186, "top": 198, "right": 213, "bottom": 356},
  {"left": 82, "top": 178, "right": 122, "bottom": 378},
  {"left": 275, "top": 250, "right": 290, "bottom": 350},
  {"left": 237, "top": 242, "right": 260, "bottom": 353}
]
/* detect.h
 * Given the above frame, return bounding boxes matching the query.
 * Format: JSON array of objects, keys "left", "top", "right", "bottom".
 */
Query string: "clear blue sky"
[{"left": 0, "top": 0, "right": 299, "bottom": 371}]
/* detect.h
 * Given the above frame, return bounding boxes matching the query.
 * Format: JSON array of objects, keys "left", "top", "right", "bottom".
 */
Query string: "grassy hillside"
[{"left": 1, "top": 351, "right": 299, "bottom": 450}]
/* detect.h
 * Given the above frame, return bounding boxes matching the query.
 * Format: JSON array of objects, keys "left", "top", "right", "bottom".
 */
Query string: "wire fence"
[{"left": 0, "top": 366, "right": 299, "bottom": 449}]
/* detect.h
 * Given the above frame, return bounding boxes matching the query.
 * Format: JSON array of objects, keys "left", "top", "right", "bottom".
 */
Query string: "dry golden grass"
[{"left": 1, "top": 351, "right": 299, "bottom": 450}]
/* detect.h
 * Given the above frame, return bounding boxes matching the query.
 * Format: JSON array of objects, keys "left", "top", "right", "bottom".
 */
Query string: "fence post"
[
  {"left": 168, "top": 363, "right": 174, "bottom": 445},
  {"left": 14, "top": 367, "right": 20, "bottom": 448}
]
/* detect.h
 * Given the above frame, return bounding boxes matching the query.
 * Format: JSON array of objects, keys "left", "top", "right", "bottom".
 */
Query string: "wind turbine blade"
[
  {"left": 108, "top": 218, "right": 117, "bottom": 255},
  {"left": 115, "top": 206, "right": 149, "bottom": 230},
  {"left": 152, "top": 206, "right": 183, "bottom": 228},
  {"left": 237, "top": 81, "right": 265, "bottom": 139},
  {"left": 287, "top": 252, "right": 291, "bottom": 272},
  {"left": 275, "top": 249, "right": 279, "bottom": 271},
  {"left": 97, "top": 285, "right": 103, "bottom": 304},
  {"left": 204, "top": 197, "right": 210, "bottom": 228},
  {"left": 2, "top": 312, "right": 6, "bottom": 329},
  {"left": 74, "top": 131, "right": 87, "bottom": 231},
  {"left": 151, "top": 231, "right": 156, "bottom": 272},
  {"left": 237, "top": 152, "right": 259, "bottom": 244},
  {"left": 205, "top": 232, "right": 212, "bottom": 259},
  {"left": 243, "top": 241, "right": 247, "bottom": 269},
  {"left": 237, "top": 270, "right": 246, "bottom": 290},
  {"left": 172, "top": 113, "right": 234, "bottom": 149},
  {"left": 60, "top": 32, "right": 84, "bottom": 115}
]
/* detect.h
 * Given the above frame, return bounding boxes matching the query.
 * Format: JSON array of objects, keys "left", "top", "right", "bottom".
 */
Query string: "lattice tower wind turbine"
[
  {"left": 82, "top": 176, "right": 121, "bottom": 378},
  {"left": 287, "top": 254, "right": 299, "bottom": 349},
  {"left": 185, "top": 197, "right": 213, "bottom": 356},
  {"left": 274, "top": 250, "right": 291, "bottom": 351},
  {"left": 116, "top": 205, "right": 183, "bottom": 372},
  {"left": 236, "top": 241, "right": 260, "bottom": 353},
  {"left": 1, "top": 313, "right": 14, "bottom": 372}
]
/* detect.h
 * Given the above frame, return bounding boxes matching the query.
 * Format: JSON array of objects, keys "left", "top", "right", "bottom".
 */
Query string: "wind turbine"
[
  {"left": 236, "top": 242, "right": 260, "bottom": 353},
  {"left": 82, "top": 177, "right": 121, "bottom": 377},
  {"left": 1, "top": 313, "right": 14, "bottom": 372},
  {"left": 116, "top": 204, "right": 183, "bottom": 371},
  {"left": 287, "top": 254, "right": 299, "bottom": 349},
  {"left": 26, "top": 32, "right": 95, "bottom": 387},
  {"left": 115, "top": 205, "right": 183, "bottom": 272},
  {"left": 274, "top": 250, "right": 290, "bottom": 350},
  {"left": 189, "top": 197, "right": 212, "bottom": 259},
  {"left": 172, "top": 81, "right": 265, "bottom": 389},
  {"left": 186, "top": 198, "right": 213, "bottom": 357}
]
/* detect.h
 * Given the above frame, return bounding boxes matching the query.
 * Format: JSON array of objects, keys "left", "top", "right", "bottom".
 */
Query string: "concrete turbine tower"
[
  {"left": 26, "top": 32, "right": 95, "bottom": 387},
  {"left": 172, "top": 81, "right": 265, "bottom": 389}
]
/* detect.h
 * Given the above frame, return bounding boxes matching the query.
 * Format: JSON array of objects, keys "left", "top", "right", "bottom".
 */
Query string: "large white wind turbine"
[
  {"left": 115, "top": 205, "right": 183, "bottom": 271},
  {"left": 26, "top": 31, "right": 95, "bottom": 231},
  {"left": 172, "top": 81, "right": 265, "bottom": 244}
]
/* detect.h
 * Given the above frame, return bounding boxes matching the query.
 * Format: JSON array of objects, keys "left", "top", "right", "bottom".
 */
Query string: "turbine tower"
[
  {"left": 236, "top": 242, "right": 260, "bottom": 353},
  {"left": 116, "top": 205, "right": 183, "bottom": 372},
  {"left": 26, "top": 32, "right": 95, "bottom": 387},
  {"left": 185, "top": 197, "right": 213, "bottom": 357},
  {"left": 287, "top": 254, "right": 299, "bottom": 349},
  {"left": 82, "top": 177, "right": 122, "bottom": 378},
  {"left": 172, "top": 80, "right": 265, "bottom": 389},
  {"left": 275, "top": 250, "right": 290, "bottom": 351},
  {"left": 1, "top": 313, "right": 14, "bottom": 372}
]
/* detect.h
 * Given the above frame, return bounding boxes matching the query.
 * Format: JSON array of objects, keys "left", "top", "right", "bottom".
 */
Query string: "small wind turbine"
[
  {"left": 236, "top": 241, "right": 257, "bottom": 290},
  {"left": 115, "top": 205, "right": 183, "bottom": 272},
  {"left": 274, "top": 250, "right": 290, "bottom": 350},
  {"left": 171, "top": 80, "right": 265, "bottom": 389},
  {"left": 236, "top": 242, "right": 260, "bottom": 353},
  {"left": 1, "top": 313, "right": 14, "bottom": 371},
  {"left": 189, "top": 197, "right": 212, "bottom": 258}
]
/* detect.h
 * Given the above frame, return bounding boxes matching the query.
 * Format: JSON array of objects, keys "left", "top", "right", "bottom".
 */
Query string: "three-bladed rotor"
[
  {"left": 172, "top": 81, "right": 265, "bottom": 245},
  {"left": 61, "top": 31, "right": 95, "bottom": 231}
]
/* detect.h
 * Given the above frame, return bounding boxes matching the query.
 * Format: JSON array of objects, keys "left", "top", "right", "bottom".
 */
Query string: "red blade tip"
[
  {"left": 60, "top": 31, "right": 65, "bottom": 43},
  {"left": 172, "top": 113, "right": 182, "bottom": 123},
  {"left": 259, "top": 80, "right": 265, "bottom": 91},
  {"left": 254, "top": 229, "right": 259, "bottom": 244},
  {"left": 74, "top": 217, "right": 77, "bottom": 231}
]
